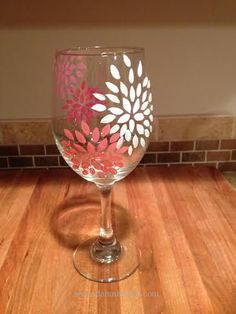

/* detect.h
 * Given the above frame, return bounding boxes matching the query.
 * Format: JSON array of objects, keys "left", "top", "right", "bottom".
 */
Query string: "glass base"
[{"left": 73, "top": 238, "right": 140, "bottom": 282}]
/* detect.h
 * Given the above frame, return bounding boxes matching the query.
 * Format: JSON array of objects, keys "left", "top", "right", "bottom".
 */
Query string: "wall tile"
[
  {"left": 20, "top": 145, "right": 45, "bottom": 155},
  {"left": 218, "top": 162, "right": 236, "bottom": 171},
  {"left": 170, "top": 141, "right": 194, "bottom": 151},
  {"left": 158, "top": 116, "right": 234, "bottom": 140},
  {"left": 220, "top": 139, "right": 236, "bottom": 149},
  {"left": 207, "top": 151, "right": 231, "bottom": 161},
  {"left": 8, "top": 157, "right": 33, "bottom": 167},
  {"left": 34, "top": 156, "right": 58, "bottom": 167},
  {"left": 0, "top": 120, "right": 54, "bottom": 145},
  {"left": 182, "top": 152, "right": 205, "bottom": 162},
  {"left": 0, "top": 145, "right": 18, "bottom": 156},
  {"left": 196, "top": 140, "right": 219, "bottom": 150},
  {"left": 148, "top": 141, "right": 169, "bottom": 152},
  {"left": 0, "top": 157, "right": 8, "bottom": 168},
  {"left": 157, "top": 152, "right": 180, "bottom": 163}
]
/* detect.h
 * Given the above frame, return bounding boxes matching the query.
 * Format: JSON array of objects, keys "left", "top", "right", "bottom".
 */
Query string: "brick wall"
[{"left": 1, "top": 139, "right": 236, "bottom": 170}]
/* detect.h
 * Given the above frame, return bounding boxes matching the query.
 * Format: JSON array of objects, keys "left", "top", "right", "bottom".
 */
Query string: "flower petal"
[
  {"left": 134, "top": 113, "right": 144, "bottom": 121},
  {"left": 130, "top": 86, "right": 135, "bottom": 102},
  {"left": 73, "top": 143, "right": 86, "bottom": 153},
  {"left": 109, "top": 107, "right": 123, "bottom": 115},
  {"left": 145, "top": 129, "right": 150, "bottom": 138},
  {"left": 110, "top": 64, "right": 120, "bottom": 79},
  {"left": 129, "top": 119, "right": 135, "bottom": 133},
  {"left": 98, "top": 138, "right": 108, "bottom": 151},
  {"left": 106, "top": 94, "right": 120, "bottom": 103},
  {"left": 91, "top": 104, "right": 106, "bottom": 112},
  {"left": 143, "top": 76, "right": 148, "bottom": 87},
  {"left": 149, "top": 114, "right": 154, "bottom": 122},
  {"left": 123, "top": 54, "right": 131, "bottom": 67},
  {"left": 133, "top": 98, "right": 140, "bottom": 114},
  {"left": 137, "top": 124, "right": 144, "bottom": 134},
  {"left": 120, "top": 82, "right": 128, "bottom": 97},
  {"left": 101, "top": 114, "right": 116, "bottom": 124},
  {"left": 107, "top": 143, "right": 117, "bottom": 151},
  {"left": 128, "top": 146, "right": 133, "bottom": 155},
  {"left": 147, "top": 80, "right": 151, "bottom": 88},
  {"left": 105, "top": 81, "right": 119, "bottom": 93},
  {"left": 141, "top": 101, "right": 149, "bottom": 111},
  {"left": 122, "top": 98, "right": 131, "bottom": 113},
  {"left": 129, "top": 68, "right": 134, "bottom": 84},
  {"left": 118, "top": 113, "right": 130, "bottom": 124},
  {"left": 133, "top": 134, "right": 139, "bottom": 148},
  {"left": 110, "top": 133, "right": 120, "bottom": 143},
  {"left": 148, "top": 92, "right": 152, "bottom": 102},
  {"left": 93, "top": 93, "right": 106, "bottom": 101},
  {"left": 64, "top": 129, "right": 74, "bottom": 141},
  {"left": 125, "top": 130, "right": 131, "bottom": 142},
  {"left": 140, "top": 137, "right": 146, "bottom": 147},
  {"left": 75, "top": 130, "right": 86, "bottom": 144},
  {"left": 136, "top": 83, "right": 142, "bottom": 97},
  {"left": 117, "top": 146, "right": 128, "bottom": 154},
  {"left": 92, "top": 127, "right": 100, "bottom": 143},
  {"left": 87, "top": 142, "right": 95, "bottom": 154},
  {"left": 81, "top": 121, "right": 90, "bottom": 135},
  {"left": 120, "top": 124, "right": 127, "bottom": 136},
  {"left": 142, "top": 90, "right": 147, "bottom": 102},
  {"left": 137, "top": 61, "right": 143, "bottom": 77},
  {"left": 101, "top": 124, "right": 111, "bottom": 136},
  {"left": 110, "top": 124, "right": 120, "bottom": 134},
  {"left": 116, "top": 137, "right": 124, "bottom": 149},
  {"left": 144, "top": 108, "right": 151, "bottom": 115},
  {"left": 144, "top": 119, "right": 150, "bottom": 127}
]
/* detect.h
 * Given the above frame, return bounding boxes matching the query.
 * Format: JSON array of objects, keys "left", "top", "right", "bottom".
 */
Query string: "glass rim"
[{"left": 56, "top": 46, "right": 145, "bottom": 57}]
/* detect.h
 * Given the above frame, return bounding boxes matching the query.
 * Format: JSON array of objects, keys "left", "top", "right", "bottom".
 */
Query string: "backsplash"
[
  {"left": 1, "top": 139, "right": 236, "bottom": 171},
  {"left": 0, "top": 116, "right": 235, "bottom": 170}
]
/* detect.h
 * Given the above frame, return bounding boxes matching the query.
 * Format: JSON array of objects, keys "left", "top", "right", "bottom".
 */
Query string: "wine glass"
[{"left": 52, "top": 46, "right": 153, "bottom": 282}]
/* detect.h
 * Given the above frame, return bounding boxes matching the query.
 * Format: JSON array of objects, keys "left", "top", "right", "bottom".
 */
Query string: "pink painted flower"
[
  {"left": 62, "top": 81, "right": 105, "bottom": 124},
  {"left": 61, "top": 122, "right": 128, "bottom": 178},
  {"left": 56, "top": 55, "right": 86, "bottom": 99}
]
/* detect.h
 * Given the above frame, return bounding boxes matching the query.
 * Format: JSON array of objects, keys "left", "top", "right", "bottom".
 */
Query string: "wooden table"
[{"left": 0, "top": 166, "right": 236, "bottom": 314}]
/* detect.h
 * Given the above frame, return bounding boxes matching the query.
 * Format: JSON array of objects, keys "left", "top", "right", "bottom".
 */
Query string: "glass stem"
[
  {"left": 90, "top": 184, "right": 122, "bottom": 264},
  {"left": 98, "top": 185, "right": 115, "bottom": 245}
]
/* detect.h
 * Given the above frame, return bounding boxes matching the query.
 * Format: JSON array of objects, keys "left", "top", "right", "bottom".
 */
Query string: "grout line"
[
  {"left": 32, "top": 156, "right": 35, "bottom": 167},
  {"left": 193, "top": 140, "right": 196, "bottom": 150}
]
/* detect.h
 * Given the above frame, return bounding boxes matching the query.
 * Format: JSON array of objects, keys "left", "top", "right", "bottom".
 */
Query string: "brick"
[
  {"left": 207, "top": 151, "right": 230, "bottom": 161},
  {"left": 141, "top": 153, "right": 156, "bottom": 164},
  {"left": 148, "top": 142, "right": 169, "bottom": 152},
  {"left": 196, "top": 140, "right": 219, "bottom": 150},
  {"left": 45, "top": 145, "right": 59, "bottom": 155},
  {"left": 232, "top": 151, "right": 236, "bottom": 160},
  {"left": 34, "top": 156, "right": 58, "bottom": 167},
  {"left": 20, "top": 145, "right": 45, "bottom": 155},
  {"left": 0, "top": 157, "right": 8, "bottom": 168},
  {"left": 171, "top": 141, "right": 194, "bottom": 151},
  {"left": 218, "top": 162, "right": 236, "bottom": 171},
  {"left": 0, "top": 145, "right": 18, "bottom": 156},
  {"left": 59, "top": 156, "right": 69, "bottom": 167},
  {"left": 8, "top": 157, "right": 33, "bottom": 167},
  {"left": 157, "top": 153, "right": 180, "bottom": 163},
  {"left": 220, "top": 139, "right": 236, "bottom": 149},
  {"left": 182, "top": 152, "right": 205, "bottom": 162}
]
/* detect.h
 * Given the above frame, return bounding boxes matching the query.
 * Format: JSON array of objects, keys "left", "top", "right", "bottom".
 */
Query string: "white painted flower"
[{"left": 92, "top": 55, "right": 153, "bottom": 155}]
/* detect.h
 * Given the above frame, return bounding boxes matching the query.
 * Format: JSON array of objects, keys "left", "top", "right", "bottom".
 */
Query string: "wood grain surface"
[{"left": 0, "top": 166, "right": 236, "bottom": 314}]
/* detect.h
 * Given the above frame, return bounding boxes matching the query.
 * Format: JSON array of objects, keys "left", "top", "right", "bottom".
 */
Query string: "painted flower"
[
  {"left": 61, "top": 122, "right": 128, "bottom": 178},
  {"left": 91, "top": 54, "right": 153, "bottom": 155},
  {"left": 56, "top": 55, "right": 86, "bottom": 99},
  {"left": 62, "top": 81, "right": 106, "bottom": 124}
]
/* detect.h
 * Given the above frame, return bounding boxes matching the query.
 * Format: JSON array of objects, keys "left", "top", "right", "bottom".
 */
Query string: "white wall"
[{"left": 1, "top": 1, "right": 236, "bottom": 119}]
